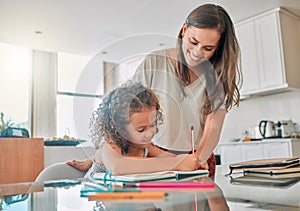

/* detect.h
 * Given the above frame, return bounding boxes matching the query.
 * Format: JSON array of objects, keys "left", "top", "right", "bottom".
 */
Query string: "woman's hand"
[
  {"left": 173, "top": 154, "right": 200, "bottom": 171},
  {"left": 66, "top": 159, "right": 93, "bottom": 172}
]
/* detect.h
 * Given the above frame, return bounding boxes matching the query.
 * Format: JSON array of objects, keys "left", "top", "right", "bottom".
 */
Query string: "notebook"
[
  {"left": 93, "top": 169, "right": 209, "bottom": 183},
  {"left": 227, "top": 157, "right": 300, "bottom": 175},
  {"left": 244, "top": 165, "right": 300, "bottom": 179},
  {"left": 230, "top": 174, "right": 300, "bottom": 188}
]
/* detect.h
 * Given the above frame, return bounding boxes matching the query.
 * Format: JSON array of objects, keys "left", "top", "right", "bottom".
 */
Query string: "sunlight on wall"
[{"left": 0, "top": 42, "right": 31, "bottom": 126}]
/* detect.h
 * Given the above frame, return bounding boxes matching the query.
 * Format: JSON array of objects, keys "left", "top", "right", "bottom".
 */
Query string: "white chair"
[{"left": 35, "top": 162, "right": 86, "bottom": 183}]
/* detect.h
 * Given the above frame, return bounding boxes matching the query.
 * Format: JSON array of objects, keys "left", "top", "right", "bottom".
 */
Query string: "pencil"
[
  {"left": 87, "top": 192, "right": 167, "bottom": 200},
  {"left": 190, "top": 126, "right": 195, "bottom": 153}
]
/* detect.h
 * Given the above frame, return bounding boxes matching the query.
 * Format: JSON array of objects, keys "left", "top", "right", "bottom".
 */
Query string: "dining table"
[{"left": 0, "top": 165, "right": 299, "bottom": 210}]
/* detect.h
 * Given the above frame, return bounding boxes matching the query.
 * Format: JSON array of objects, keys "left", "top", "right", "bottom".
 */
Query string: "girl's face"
[
  {"left": 181, "top": 24, "right": 220, "bottom": 67},
  {"left": 125, "top": 107, "right": 157, "bottom": 148}
]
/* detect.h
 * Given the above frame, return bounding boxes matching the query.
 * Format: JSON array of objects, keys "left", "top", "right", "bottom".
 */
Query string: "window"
[
  {"left": 57, "top": 53, "right": 103, "bottom": 140},
  {"left": 0, "top": 42, "right": 32, "bottom": 132}
]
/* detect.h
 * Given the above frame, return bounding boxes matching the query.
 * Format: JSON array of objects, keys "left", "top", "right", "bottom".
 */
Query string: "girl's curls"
[{"left": 90, "top": 81, "right": 163, "bottom": 154}]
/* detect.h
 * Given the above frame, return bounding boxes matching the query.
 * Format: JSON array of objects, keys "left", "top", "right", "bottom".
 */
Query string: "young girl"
[{"left": 87, "top": 81, "right": 200, "bottom": 176}]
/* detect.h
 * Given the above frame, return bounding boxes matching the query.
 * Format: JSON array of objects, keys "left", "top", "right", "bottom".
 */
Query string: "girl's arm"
[
  {"left": 195, "top": 109, "right": 226, "bottom": 164},
  {"left": 147, "top": 144, "right": 176, "bottom": 157},
  {"left": 97, "top": 142, "right": 199, "bottom": 175}
]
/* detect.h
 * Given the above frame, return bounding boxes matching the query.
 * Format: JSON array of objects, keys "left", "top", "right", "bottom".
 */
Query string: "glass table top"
[{"left": 2, "top": 166, "right": 300, "bottom": 211}]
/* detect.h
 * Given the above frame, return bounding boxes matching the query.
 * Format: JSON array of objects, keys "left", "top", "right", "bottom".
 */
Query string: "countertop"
[
  {"left": 1, "top": 165, "right": 300, "bottom": 210},
  {"left": 218, "top": 137, "right": 300, "bottom": 145},
  {"left": 215, "top": 164, "right": 300, "bottom": 210}
]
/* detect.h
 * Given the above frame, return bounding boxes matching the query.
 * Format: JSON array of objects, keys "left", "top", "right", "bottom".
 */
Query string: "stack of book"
[{"left": 228, "top": 157, "right": 300, "bottom": 188}]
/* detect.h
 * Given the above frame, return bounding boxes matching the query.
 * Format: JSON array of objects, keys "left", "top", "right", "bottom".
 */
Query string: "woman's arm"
[
  {"left": 195, "top": 109, "right": 226, "bottom": 164},
  {"left": 97, "top": 143, "right": 199, "bottom": 175}
]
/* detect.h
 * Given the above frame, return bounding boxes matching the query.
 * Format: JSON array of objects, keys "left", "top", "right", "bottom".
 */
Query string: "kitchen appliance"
[
  {"left": 259, "top": 120, "right": 278, "bottom": 138},
  {"left": 277, "top": 120, "right": 296, "bottom": 138},
  {"left": 244, "top": 126, "right": 263, "bottom": 140}
]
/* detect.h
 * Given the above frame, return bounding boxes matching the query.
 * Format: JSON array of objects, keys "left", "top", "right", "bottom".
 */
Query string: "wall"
[
  {"left": 221, "top": 89, "right": 300, "bottom": 141},
  {"left": 0, "top": 43, "right": 31, "bottom": 128}
]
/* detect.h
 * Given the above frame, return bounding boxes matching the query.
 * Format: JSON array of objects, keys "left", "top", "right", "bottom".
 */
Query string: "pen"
[
  {"left": 190, "top": 126, "right": 195, "bottom": 153},
  {"left": 124, "top": 182, "right": 214, "bottom": 188},
  {"left": 87, "top": 192, "right": 167, "bottom": 200}
]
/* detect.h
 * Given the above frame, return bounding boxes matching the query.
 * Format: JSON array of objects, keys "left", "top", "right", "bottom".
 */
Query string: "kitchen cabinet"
[
  {"left": 0, "top": 138, "right": 44, "bottom": 184},
  {"left": 215, "top": 138, "right": 300, "bottom": 165},
  {"left": 236, "top": 8, "right": 300, "bottom": 97}
]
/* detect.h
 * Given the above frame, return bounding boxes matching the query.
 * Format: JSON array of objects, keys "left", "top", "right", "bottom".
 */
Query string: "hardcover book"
[
  {"left": 230, "top": 174, "right": 300, "bottom": 188},
  {"left": 227, "top": 157, "right": 300, "bottom": 175}
]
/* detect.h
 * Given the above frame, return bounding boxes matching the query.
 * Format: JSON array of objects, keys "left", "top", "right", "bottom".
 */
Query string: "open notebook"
[{"left": 93, "top": 169, "right": 209, "bottom": 183}]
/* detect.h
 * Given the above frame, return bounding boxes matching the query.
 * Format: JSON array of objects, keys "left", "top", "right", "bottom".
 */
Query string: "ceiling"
[{"left": 1, "top": 0, "right": 300, "bottom": 62}]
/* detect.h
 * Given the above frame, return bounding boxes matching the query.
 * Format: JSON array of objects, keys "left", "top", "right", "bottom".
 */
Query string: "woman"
[
  {"left": 131, "top": 3, "right": 241, "bottom": 177},
  {"left": 68, "top": 3, "right": 241, "bottom": 178}
]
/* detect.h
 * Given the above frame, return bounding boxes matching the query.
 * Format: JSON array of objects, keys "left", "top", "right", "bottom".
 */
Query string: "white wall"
[
  {"left": 0, "top": 43, "right": 31, "bottom": 127},
  {"left": 221, "top": 89, "right": 300, "bottom": 141}
]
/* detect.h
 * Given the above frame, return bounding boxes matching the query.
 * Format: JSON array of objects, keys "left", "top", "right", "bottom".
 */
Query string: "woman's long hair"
[{"left": 175, "top": 4, "right": 241, "bottom": 118}]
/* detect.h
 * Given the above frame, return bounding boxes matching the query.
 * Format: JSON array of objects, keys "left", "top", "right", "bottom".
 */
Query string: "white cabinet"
[
  {"left": 215, "top": 139, "right": 300, "bottom": 165},
  {"left": 236, "top": 8, "right": 300, "bottom": 97},
  {"left": 264, "top": 141, "right": 290, "bottom": 158},
  {"left": 241, "top": 143, "right": 265, "bottom": 161},
  {"left": 219, "top": 145, "right": 243, "bottom": 165}
]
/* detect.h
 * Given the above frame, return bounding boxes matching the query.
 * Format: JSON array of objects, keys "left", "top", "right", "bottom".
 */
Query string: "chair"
[{"left": 35, "top": 163, "right": 86, "bottom": 183}]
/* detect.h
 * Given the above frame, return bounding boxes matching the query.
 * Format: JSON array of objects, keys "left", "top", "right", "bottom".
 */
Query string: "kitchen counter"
[
  {"left": 215, "top": 138, "right": 300, "bottom": 165},
  {"left": 219, "top": 137, "right": 300, "bottom": 144},
  {"left": 215, "top": 164, "right": 300, "bottom": 210}
]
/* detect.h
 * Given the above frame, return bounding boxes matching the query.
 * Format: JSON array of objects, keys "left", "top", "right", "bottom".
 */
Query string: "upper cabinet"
[{"left": 236, "top": 8, "right": 300, "bottom": 97}]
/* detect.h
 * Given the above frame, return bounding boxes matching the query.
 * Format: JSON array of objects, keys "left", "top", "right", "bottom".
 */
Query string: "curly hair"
[{"left": 89, "top": 81, "right": 163, "bottom": 155}]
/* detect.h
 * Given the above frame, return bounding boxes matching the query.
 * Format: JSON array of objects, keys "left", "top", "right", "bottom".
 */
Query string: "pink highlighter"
[{"left": 124, "top": 181, "right": 214, "bottom": 188}]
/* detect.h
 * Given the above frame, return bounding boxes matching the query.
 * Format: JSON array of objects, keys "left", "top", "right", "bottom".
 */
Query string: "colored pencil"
[
  {"left": 87, "top": 192, "right": 167, "bottom": 200},
  {"left": 190, "top": 126, "right": 195, "bottom": 153}
]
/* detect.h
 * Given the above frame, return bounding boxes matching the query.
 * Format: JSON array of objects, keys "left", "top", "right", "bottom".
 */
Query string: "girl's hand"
[
  {"left": 173, "top": 154, "right": 199, "bottom": 171},
  {"left": 198, "top": 161, "right": 209, "bottom": 170},
  {"left": 66, "top": 159, "right": 93, "bottom": 172}
]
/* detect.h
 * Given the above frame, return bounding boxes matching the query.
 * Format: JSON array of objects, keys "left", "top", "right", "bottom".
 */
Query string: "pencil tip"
[{"left": 191, "top": 126, "right": 194, "bottom": 130}]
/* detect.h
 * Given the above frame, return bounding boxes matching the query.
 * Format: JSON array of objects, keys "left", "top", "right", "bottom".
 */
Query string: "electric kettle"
[{"left": 259, "top": 120, "right": 277, "bottom": 138}]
